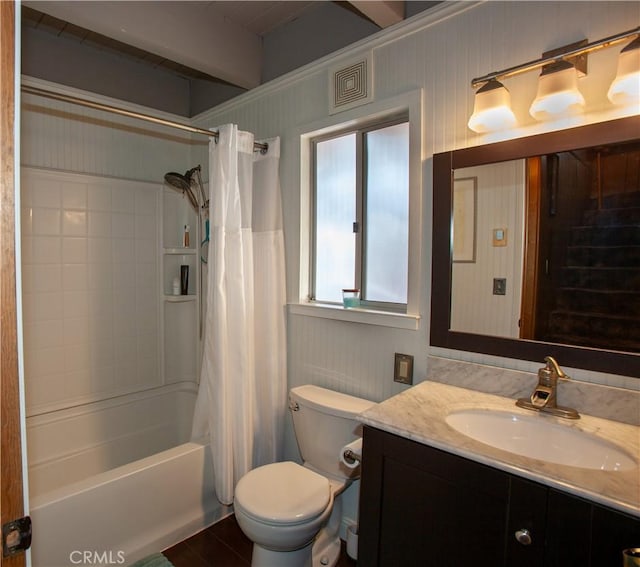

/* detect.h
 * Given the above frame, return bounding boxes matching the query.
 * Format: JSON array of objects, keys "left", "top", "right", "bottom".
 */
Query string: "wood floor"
[{"left": 163, "top": 514, "right": 357, "bottom": 567}]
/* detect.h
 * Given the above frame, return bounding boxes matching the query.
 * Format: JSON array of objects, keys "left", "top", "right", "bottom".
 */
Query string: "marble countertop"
[{"left": 358, "top": 381, "right": 640, "bottom": 517}]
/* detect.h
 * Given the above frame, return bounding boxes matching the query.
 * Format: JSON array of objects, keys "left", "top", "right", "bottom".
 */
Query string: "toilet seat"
[{"left": 235, "top": 461, "right": 330, "bottom": 526}]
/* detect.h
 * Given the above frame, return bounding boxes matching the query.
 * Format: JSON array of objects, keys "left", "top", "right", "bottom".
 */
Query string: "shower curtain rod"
[{"left": 21, "top": 84, "right": 269, "bottom": 153}]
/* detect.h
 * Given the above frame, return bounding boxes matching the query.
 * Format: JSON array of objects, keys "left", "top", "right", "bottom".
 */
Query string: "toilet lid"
[{"left": 235, "top": 461, "right": 330, "bottom": 525}]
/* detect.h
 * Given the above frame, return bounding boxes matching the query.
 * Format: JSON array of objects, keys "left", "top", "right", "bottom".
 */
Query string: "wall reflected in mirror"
[
  {"left": 452, "top": 160, "right": 525, "bottom": 337},
  {"left": 451, "top": 141, "right": 640, "bottom": 353}
]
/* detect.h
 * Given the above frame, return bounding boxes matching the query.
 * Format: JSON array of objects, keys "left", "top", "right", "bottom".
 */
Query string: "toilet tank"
[{"left": 289, "top": 385, "right": 375, "bottom": 480}]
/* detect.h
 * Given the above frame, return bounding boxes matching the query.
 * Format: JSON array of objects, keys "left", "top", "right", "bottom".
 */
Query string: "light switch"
[
  {"left": 493, "top": 278, "right": 507, "bottom": 295},
  {"left": 493, "top": 228, "right": 508, "bottom": 247}
]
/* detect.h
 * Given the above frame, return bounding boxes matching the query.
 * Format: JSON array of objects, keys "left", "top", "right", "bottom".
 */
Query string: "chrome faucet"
[{"left": 516, "top": 357, "right": 580, "bottom": 419}]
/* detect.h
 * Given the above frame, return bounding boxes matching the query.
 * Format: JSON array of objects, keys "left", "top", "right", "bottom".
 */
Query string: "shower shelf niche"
[
  {"left": 161, "top": 186, "right": 201, "bottom": 386},
  {"left": 163, "top": 253, "right": 197, "bottom": 296}
]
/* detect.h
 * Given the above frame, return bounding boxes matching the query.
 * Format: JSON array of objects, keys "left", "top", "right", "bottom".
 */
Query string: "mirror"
[{"left": 431, "top": 116, "right": 640, "bottom": 377}]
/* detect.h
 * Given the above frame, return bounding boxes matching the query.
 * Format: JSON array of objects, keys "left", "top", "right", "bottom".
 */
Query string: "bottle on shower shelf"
[
  {"left": 180, "top": 265, "right": 189, "bottom": 295},
  {"left": 183, "top": 225, "right": 190, "bottom": 248}
]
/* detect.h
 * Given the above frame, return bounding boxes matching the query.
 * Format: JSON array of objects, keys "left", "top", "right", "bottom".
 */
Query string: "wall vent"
[{"left": 329, "top": 53, "right": 373, "bottom": 114}]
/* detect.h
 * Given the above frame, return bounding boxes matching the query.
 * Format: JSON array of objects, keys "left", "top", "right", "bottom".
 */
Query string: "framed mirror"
[{"left": 431, "top": 116, "right": 640, "bottom": 377}]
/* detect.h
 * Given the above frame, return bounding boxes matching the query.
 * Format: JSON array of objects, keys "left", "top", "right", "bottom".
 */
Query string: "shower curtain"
[{"left": 192, "top": 124, "right": 287, "bottom": 506}]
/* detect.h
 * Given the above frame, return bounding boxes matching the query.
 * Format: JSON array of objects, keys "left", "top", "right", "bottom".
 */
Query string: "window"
[{"left": 312, "top": 118, "right": 410, "bottom": 309}]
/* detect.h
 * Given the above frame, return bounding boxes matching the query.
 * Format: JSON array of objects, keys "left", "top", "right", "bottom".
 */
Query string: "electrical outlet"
[
  {"left": 493, "top": 278, "right": 507, "bottom": 295},
  {"left": 394, "top": 353, "right": 414, "bottom": 385}
]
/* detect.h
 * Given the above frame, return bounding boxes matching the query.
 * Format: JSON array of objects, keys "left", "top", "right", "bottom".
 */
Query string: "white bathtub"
[
  {"left": 27, "top": 384, "right": 226, "bottom": 566},
  {"left": 27, "top": 383, "right": 200, "bottom": 495},
  {"left": 29, "top": 440, "right": 226, "bottom": 566}
]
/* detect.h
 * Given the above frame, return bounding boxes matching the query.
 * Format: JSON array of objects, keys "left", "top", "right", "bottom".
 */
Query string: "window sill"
[{"left": 288, "top": 302, "right": 420, "bottom": 330}]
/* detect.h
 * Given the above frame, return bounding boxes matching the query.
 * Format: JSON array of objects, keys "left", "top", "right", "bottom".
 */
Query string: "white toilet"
[{"left": 234, "top": 385, "right": 375, "bottom": 567}]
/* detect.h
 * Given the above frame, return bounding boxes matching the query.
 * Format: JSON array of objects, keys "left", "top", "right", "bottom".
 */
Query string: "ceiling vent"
[{"left": 329, "top": 53, "right": 374, "bottom": 114}]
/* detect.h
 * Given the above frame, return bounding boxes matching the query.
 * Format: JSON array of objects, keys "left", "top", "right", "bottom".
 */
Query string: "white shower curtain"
[{"left": 192, "top": 124, "right": 287, "bottom": 506}]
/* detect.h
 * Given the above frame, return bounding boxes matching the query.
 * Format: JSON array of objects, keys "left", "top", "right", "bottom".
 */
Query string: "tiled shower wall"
[{"left": 21, "top": 168, "right": 161, "bottom": 416}]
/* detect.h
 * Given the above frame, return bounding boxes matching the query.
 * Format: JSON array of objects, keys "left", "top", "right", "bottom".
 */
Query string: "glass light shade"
[
  {"left": 468, "top": 79, "right": 517, "bottom": 133},
  {"left": 529, "top": 61, "right": 585, "bottom": 121},
  {"left": 607, "top": 37, "right": 640, "bottom": 106}
]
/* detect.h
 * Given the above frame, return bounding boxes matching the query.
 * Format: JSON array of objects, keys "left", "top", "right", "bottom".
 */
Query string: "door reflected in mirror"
[{"left": 450, "top": 141, "right": 640, "bottom": 353}]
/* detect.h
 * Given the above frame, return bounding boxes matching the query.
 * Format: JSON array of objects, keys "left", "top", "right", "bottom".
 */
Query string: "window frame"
[
  {"left": 310, "top": 113, "right": 410, "bottom": 312},
  {"left": 294, "top": 88, "right": 423, "bottom": 330}
]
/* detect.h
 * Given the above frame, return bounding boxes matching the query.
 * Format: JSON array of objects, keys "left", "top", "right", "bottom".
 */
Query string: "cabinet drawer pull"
[{"left": 515, "top": 529, "right": 532, "bottom": 546}]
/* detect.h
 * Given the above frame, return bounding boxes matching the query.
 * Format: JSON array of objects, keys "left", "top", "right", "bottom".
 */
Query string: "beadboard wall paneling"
[
  {"left": 288, "top": 313, "right": 426, "bottom": 403},
  {"left": 190, "top": 0, "right": 640, "bottom": 425},
  {"left": 18, "top": 3, "right": 639, "bottom": 470},
  {"left": 20, "top": 80, "right": 196, "bottom": 182}
]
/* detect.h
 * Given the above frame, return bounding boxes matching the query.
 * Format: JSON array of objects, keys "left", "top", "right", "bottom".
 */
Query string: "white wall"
[
  {"left": 19, "top": 1, "right": 640, "bottom": 446},
  {"left": 16, "top": 4, "right": 639, "bottom": 538},
  {"left": 20, "top": 77, "right": 194, "bottom": 181},
  {"left": 189, "top": 0, "right": 640, "bottom": 447},
  {"left": 451, "top": 161, "right": 525, "bottom": 338}
]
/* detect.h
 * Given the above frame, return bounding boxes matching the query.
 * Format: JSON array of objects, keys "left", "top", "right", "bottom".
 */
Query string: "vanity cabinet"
[{"left": 358, "top": 426, "right": 639, "bottom": 567}]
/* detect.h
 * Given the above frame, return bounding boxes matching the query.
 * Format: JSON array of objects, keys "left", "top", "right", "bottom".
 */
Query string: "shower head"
[
  {"left": 164, "top": 171, "right": 191, "bottom": 192},
  {"left": 164, "top": 166, "right": 201, "bottom": 211}
]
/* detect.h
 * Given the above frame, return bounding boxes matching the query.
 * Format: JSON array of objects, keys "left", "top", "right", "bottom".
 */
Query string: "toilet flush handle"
[{"left": 288, "top": 400, "right": 299, "bottom": 412}]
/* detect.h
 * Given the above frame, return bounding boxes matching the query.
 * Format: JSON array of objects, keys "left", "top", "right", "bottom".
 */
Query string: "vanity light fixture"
[
  {"left": 607, "top": 35, "right": 640, "bottom": 106},
  {"left": 529, "top": 60, "right": 585, "bottom": 120},
  {"left": 467, "top": 79, "right": 517, "bottom": 133},
  {"left": 468, "top": 26, "right": 640, "bottom": 132}
]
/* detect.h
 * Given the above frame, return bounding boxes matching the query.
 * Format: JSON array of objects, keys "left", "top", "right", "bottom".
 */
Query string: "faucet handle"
[{"left": 544, "top": 356, "right": 570, "bottom": 380}]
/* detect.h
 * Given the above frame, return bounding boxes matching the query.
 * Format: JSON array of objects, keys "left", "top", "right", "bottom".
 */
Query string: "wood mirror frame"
[{"left": 431, "top": 115, "right": 640, "bottom": 377}]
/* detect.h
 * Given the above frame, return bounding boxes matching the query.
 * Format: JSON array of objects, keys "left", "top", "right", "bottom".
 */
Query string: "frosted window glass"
[
  {"left": 365, "top": 122, "right": 409, "bottom": 303},
  {"left": 314, "top": 134, "right": 356, "bottom": 303}
]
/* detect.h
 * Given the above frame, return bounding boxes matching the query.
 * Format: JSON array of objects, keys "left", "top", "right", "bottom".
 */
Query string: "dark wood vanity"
[
  {"left": 356, "top": 115, "right": 640, "bottom": 566},
  {"left": 358, "top": 426, "right": 639, "bottom": 567}
]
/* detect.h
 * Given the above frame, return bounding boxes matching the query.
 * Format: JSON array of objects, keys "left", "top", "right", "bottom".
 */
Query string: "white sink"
[{"left": 446, "top": 409, "right": 636, "bottom": 471}]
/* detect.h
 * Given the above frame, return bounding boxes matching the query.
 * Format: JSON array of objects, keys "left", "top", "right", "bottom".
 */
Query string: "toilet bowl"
[
  {"left": 235, "top": 462, "right": 338, "bottom": 566},
  {"left": 233, "top": 385, "right": 374, "bottom": 567}
]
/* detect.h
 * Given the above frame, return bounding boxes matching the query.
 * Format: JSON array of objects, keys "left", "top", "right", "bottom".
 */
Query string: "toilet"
[{"left": 234, "top": 385, "right": 375, "bottom": 567}]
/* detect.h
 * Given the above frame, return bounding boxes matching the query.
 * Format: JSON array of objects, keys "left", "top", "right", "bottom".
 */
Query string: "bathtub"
[
  {"left": 27, "top": 384, "right": 226, "bottom": 566},
  {"left": 29, "top": 440, "right": 226, "bottom": 566}
]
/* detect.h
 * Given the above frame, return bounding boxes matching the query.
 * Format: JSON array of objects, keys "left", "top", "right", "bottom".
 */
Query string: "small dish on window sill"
[{"left": 342, "top": 289, "right": 361, "bottom": 308}]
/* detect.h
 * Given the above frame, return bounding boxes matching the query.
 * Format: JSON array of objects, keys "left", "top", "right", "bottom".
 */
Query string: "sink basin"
[{"left": 446, "top": 409, "right": 636, "bottom": 471}]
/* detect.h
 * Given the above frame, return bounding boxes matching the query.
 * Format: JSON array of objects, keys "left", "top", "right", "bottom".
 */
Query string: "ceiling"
[
  {"left": 22, "top": 1, "right": 408, "bottom": 89},
  {"left": 203, "top": 1, "right": 323, "bottom": 35}
]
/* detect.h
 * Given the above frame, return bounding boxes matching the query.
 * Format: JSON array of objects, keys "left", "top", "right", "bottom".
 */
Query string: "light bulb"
[
  {"left": 468, "top": 79, "right": 517, "bottom": 133},
  {"left": 608, "top": 36, "right": 640, "bottom": 106},
  {"left": 530, "top": 61, "right": 585, "bottom": 121}
]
